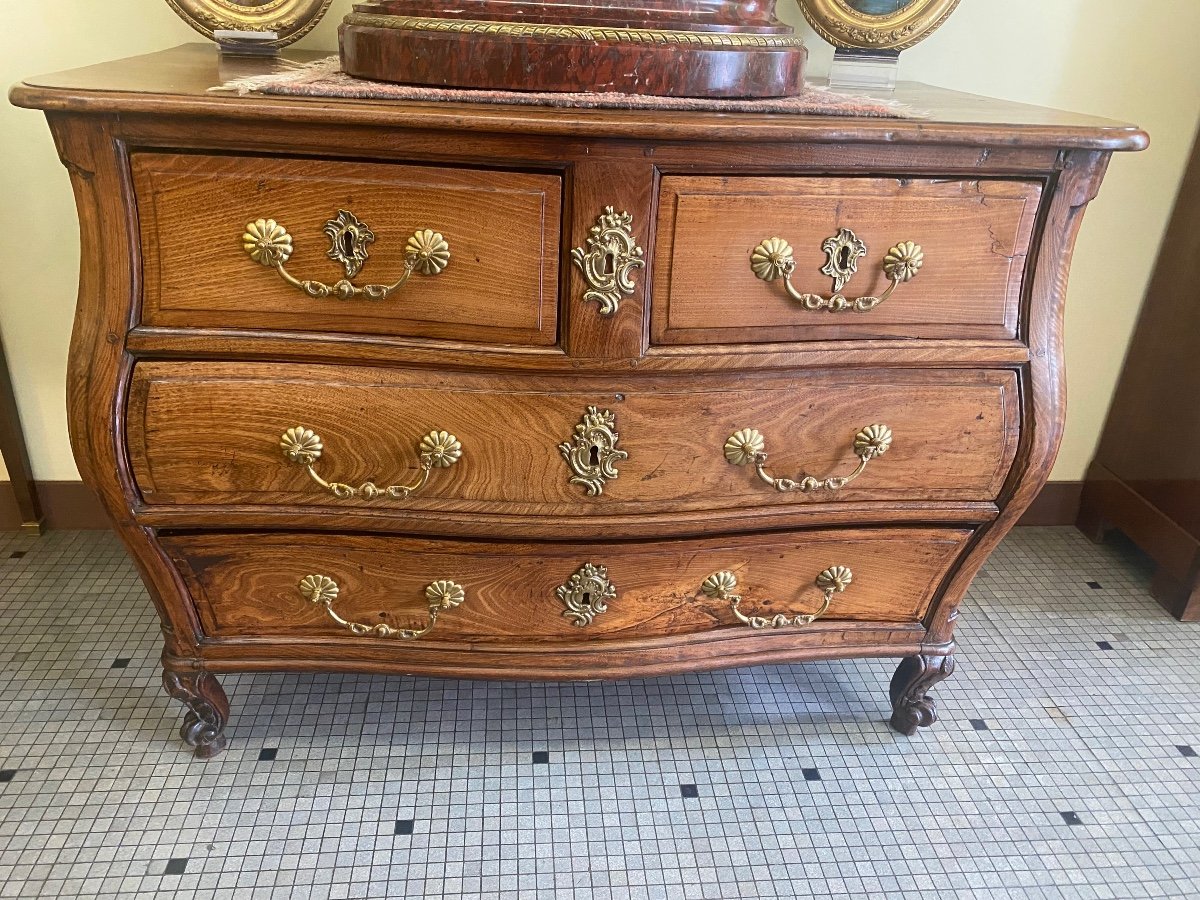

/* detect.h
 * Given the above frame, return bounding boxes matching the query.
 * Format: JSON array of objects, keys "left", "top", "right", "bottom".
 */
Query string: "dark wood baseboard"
[
  {"left": 1, "top": 479, "right": 1084, "bottom": 531},
  {"left": 1017, "top": 480, "right": 1083, "bottom": 526},
  {"left": 0, "top": 481, "right": 108, "bottom": 531}
]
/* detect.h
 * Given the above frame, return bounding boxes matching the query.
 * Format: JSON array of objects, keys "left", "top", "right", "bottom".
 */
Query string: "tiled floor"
[{"left": 0, "top": 527, "right": 1197, "bottom": 899}]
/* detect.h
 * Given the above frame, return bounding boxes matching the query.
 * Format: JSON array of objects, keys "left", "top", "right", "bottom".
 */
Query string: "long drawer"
[
  {"left": 127, "top": 363, "right": 1021, "bottom": 515},
  {"left": 162, "top": 527, "right": 972, "bottom": 642}
]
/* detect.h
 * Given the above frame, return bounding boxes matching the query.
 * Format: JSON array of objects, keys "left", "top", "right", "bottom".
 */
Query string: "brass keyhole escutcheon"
[
  {"left": 559, "top": 407, "right": 628, "bottom": 497},
  {"left": 570, "top": 207, "right": 645, "bottom": 316},
  {"left": 557, "top": 563, "right": 617, "bottom": 628}
]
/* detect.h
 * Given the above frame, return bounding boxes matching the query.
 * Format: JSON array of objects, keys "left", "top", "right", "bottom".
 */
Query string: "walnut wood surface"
[
  {"left": 163, "top": 527, "right": 970, "bottom": 640},
  {"left": 653, "top": 176, "right": 1040, "bottom": 344},
  {"left": 9, "top": 45, "right": 1143, "bottom": 753},
  {"left": 10, "top": 45, "right": 1148, "bottom": 150},
  {"left": 126, "top": 363, "right": 1019, "bottom": 518},
  {"left": 132, "top": 152, "right": 560, "bottom": 345}
]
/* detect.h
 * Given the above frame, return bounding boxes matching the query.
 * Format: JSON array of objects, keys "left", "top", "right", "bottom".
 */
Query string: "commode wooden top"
[{"left": 11, "top": 44, "right": 1147, "bottom": 150}]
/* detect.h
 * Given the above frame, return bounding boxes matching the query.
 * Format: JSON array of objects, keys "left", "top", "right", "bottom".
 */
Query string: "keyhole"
[
  {"left": 601, "top": 250, "right": 616, "bottom": 277},
  {"left": 838, "top": 246, "right": 852, "bottom": 270},
  {"left": 589, "top": 444, "right": 601, "bottom": 467},
  {"left": 342, "top": 232, "right": 355, "bottom": 257},
  {"left": 582, "top": 591, "right": 591, "bottom": 608}
]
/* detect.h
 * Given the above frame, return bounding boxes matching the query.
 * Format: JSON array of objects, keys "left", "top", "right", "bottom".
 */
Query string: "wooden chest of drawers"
[{"left": 12, "top": 46, "right": 1145, "bottom": 757}]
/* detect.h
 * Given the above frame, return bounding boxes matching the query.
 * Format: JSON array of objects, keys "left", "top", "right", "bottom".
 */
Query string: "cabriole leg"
[
  {"left": 889, "top": 653, "right": 955, "bottom": 735},
  {"left": 162, "top": 667, "right": 229, "bottom": 758}
]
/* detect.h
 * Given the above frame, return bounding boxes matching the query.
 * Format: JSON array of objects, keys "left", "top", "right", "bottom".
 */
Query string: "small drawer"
[
  {"left": 651, "top": 176, "right": 1042, "bottom": 345},
  {"left": 132, "top": 152, "right": 561, "bottom": 345},
  {"left": 127, "top": 362, "right": 1020, "bottom": 518},
  {"left": 162, "top": 527, "right": 972, "bottom": 642}
]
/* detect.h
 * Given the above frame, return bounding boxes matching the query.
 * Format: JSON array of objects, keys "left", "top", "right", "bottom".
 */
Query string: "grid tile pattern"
[{"left": 0, "top": 527, "right": 1197, "bottom": 898}]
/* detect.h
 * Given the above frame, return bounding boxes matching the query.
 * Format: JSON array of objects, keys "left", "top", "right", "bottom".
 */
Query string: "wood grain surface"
[
  {"left": 163, "top": 527, "right": 971, "bottom": 640},
  {"left": 132, "top": 153, "right": 561, "bottom": 345},
  {"left": 653, "top": 176, "right": 1040, "bottom": 344},
  {"left": 10, "top": 45, "right": 1149, "bottom": 150},
  {"left": 8, "top": 45, "right": 1144, "bottom": 751},
  {"left": 126, "top": 363, "right": 1020, "bottom": 516}
]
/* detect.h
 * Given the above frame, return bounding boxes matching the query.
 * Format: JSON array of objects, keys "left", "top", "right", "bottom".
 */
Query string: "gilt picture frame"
[
  {"left": 163, "top": 0, "right": 335, "bottom": 49},
  {"left": 799, "top": 0, "right": 962, "bottom": 51}
]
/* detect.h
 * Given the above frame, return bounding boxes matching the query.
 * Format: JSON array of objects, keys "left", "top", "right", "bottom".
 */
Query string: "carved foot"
[
  {"left": 162, "top": 668, "right": 229, "bottom": 758},
  {"left": 889, "top": 654, "right": 955, "bottom": 736}
]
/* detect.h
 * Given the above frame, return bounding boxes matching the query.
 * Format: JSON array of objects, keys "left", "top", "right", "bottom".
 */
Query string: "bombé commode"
[{"left": 11, "top": 46, "right": 1145, "bottom": 756}]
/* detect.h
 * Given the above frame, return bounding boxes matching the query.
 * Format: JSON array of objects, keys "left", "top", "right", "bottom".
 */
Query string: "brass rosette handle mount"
[
  {"left": 724, "top": 424, "right": 892, "bottom": 493},
  {"left": 751, "top": 227, "right": 923, "bottom": 312},
  {"left": 701, "top": 566, "right": 853, "bottom": 629},
  {"left": 298, "top": 575, "right": 466, "bottom": 640},
  {"left": 243, "top": 209, "right": 450, "bottom": 301},
  {"left": 280, "top": 427, "right": 462, "bottom": 501}
]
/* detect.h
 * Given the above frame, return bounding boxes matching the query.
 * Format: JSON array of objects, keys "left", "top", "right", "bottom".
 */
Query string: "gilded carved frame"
[
  {"left": 798, "top": 0, "right": 962, "bottom": 51},
  {"left": 163, "top": 0, "right": 335, "bottom": 48}
]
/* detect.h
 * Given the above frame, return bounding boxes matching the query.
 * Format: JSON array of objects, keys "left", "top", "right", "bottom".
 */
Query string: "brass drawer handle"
[
  {"left": 701, "top": 566, "right": 852, "bottom": 629},
  {"left": 298, "top": 575, "right": 466, "bottom": 639},
  {"left": 243, "top": 210, "right": 449, "bottom": 301},
  {"left": 724, "top": 424, "right": 892, "bottom": 493},
  {"left": 751, "top": 227, "right": 922, "bottom": 312},
  {"left": 280, "top": 426, "right": 462, "bottom": 500}
]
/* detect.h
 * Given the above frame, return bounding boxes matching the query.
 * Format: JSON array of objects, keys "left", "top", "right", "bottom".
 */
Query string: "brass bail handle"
[
  {"left": 298, "top": 575, "right": 467, "bottom": 640},
  {"left": 280, "top": 427, "right": 463, "bottom": 501},
  {"left": 243, "top": 209, "right": 450, "bottom": 301},
  {"left": 701, "top": 566, "right": 853, "bottom": 629},
  {"left": 724, "top": 424, "right": 893, "bottom": 493},
  {"left": 751, "top": 227, "right": 923, "bottom": 312}
]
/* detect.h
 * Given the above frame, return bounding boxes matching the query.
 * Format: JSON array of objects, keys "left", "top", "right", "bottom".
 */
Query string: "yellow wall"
[{"left": 1, "top": 1, "right": 1198, "bottom": 482}]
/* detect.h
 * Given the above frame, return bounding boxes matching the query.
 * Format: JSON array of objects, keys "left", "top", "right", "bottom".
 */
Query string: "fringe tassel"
[{"left": 209, "top": 56, "right": 341, "bottom": 96}]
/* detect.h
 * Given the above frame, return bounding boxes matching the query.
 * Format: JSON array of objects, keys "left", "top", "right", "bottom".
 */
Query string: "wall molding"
[
  {"left": 1015, "top": 481, "right": 1083, "bottom": 526},
  {"left": 0, "top": 479, "right": 1087, "bottom": 531},
  {"left": 0, "top": 481, "right": 108, "bottom": 531}
]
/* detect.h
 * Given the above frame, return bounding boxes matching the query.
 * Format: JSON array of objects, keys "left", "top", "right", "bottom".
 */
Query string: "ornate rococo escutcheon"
[
  {"left": 556, "top": 563, "right": 617, "bottom": 628},
  {"left": 700, "top": 566, "right": 853, "bottom": 629},
  {"left": 297, "top": 574, "right": 467, "bottom": 639},
  {"left": 570, "top": 206, "right": 645, "bottom": 316},
  {"left": 243, "top": 210, "right": 450, "bottom": 301},
  {"left": 750, "top": 226, "right": 923, "bottom": 312},
  {"left": 558, "top": 406, "right": 629, "bottom": 497},
  {"left": 323, "top": 208, "right": 375, "bottom": 278},
  {"left": 280, "top": 426, "right": 462, "bottom": 501},
  {"left": 723, "top": 424, "right": 892, "bottom": 493}
]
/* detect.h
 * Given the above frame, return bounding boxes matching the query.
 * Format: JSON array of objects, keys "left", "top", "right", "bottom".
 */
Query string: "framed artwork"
[
  {"left": 798, "top": 0, "right": 963, "bottom": 51},
  {"left": 163, "top": 0, "right": 335, "bottom": 49}
]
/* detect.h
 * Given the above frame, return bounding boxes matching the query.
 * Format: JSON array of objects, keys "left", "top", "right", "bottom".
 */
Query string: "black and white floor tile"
[{"left": 0, "top": 527, "right": 1197, "bottom": 898}]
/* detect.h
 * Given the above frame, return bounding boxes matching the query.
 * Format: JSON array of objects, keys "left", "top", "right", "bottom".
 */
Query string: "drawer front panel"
[
  {"left": 132, "top": 153, "right": 561, "bottom": 345},
  {"left": 652, "top": 176, "right": 1042, "bottom": 344},
  {"left": 163, "top": 528, "right": 971, "bottom": 640},
  {"left": 128, "top": 362, "right": 1020, "bottom": 514}
]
